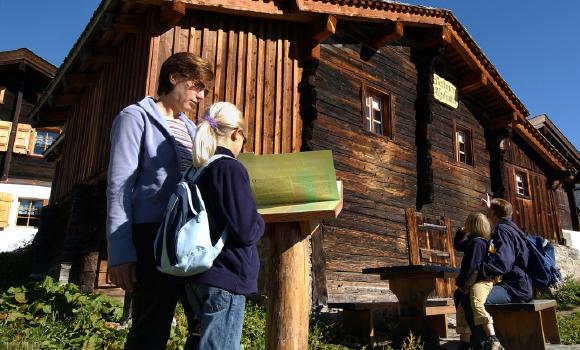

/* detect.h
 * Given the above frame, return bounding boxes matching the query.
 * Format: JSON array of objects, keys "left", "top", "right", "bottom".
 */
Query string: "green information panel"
[{"left": 238, "top": 150, "right": 342, "bottom": 219}]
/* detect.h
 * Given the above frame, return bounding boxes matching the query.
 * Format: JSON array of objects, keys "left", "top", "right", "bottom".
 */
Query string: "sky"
[{"left": 0, "top": 0, "right": 578, "bottom": 149}]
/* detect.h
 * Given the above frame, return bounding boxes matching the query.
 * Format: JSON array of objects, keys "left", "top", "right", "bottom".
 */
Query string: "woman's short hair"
[
  {"left": 464, "top": 212, "right": 491, "bottom": 238},
  {"left": 157, "top": 52, "right": 214, "bottom": 96},
  {"left": 489, "top": 198, "right": 513, "bottom": 219}
]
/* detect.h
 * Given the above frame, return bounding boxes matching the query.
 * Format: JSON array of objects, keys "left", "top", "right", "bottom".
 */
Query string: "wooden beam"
[
  {"left": 160, "top": 1, "right": 186, "bottom": 27},
  {"left": 459, "top": 71, "right": 488, "bottom": 93},
  {"left": 488, "top": 111, "right": 518, "bottom": 130},
  {"left": 48, "top": 94, "right": 81, "bottom": 108},
  {"left": 372, "top": 21, "right": 404, "bottom": 49},
  {"left": 63, "top": 73, "right": 99, "bottom": 89},
  {"left": 312, "top": 15, "right": 337, "bottom": 43}
]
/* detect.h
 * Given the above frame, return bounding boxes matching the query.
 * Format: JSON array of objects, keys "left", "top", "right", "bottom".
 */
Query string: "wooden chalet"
[
  {"left": 30, "top": 0, "right": 579, "bottom": 302},
  {"left": 0, "top": 49, "right": 61, "bottom": 251},
  {"left": 529, "top": 114, "right": 580, "bottom": 233}
]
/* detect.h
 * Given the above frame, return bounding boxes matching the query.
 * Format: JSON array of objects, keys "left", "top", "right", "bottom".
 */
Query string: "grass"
[{"left": 559, "top": 312, "right": 580, "bottom": 345}]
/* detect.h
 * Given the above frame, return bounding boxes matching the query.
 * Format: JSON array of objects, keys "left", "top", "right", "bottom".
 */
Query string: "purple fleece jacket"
[{"left": 106, "top": 97, "right": 197, "bottom": 267}]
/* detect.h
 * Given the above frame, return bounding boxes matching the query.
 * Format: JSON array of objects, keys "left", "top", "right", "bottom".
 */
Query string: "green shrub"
[
  {"left": 554, "top": 278, "right": 580, "bottom": 310},
  {"left": 0, "top": 277, "right": 126, "bottom": 349},
  {"left": 558, "top": 312, "right": 580, "bottom": 344},
  {"left": 0, "top": 245, "right": 34, "bottom": 291}
]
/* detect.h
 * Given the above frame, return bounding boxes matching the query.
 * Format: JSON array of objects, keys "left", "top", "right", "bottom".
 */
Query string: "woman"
[
  {"left": 106, "top": 52, "right": 214, "bottom": 349},
  {"left": 186, "top": 102, "right": 265, "bottom": 349}
]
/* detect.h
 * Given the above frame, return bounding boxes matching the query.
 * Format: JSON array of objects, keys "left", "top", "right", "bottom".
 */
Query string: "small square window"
[
  {"left": 515, "top": 172, "right": 530, "bottom": 197},
  {"left": 32, "top": 129, "right": 60, "bottom": 156},
  {"left": 362, "top": 84, "right": 394, "bottom": 138},
  {"left": 454, "top": 124, "right": 473, "bottom": 165},
  {"left": 16, "top": 198, "right": 44, "bottom": 227}
]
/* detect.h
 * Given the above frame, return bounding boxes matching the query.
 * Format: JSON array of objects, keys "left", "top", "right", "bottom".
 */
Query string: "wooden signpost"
[{"left": 239, "top": 150, "right": 343, "bottom": 350}]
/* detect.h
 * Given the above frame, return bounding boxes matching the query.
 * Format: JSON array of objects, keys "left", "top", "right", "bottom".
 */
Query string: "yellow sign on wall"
[{"left": 433, "top": 73, "right": 458, "bottom": 109}]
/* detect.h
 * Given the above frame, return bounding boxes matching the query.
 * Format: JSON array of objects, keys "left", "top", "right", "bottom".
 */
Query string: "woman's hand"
[{"left": 109, "top": 263, "right": 137, "bottom": 292}]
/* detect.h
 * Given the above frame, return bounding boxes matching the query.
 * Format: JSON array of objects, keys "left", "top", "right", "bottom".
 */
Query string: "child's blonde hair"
[
  {"left": 192, "top": 102, "right": 246, "bottom": 168},
  {"left": 464, "top": 212, "right": 491, "bottom": 238}
]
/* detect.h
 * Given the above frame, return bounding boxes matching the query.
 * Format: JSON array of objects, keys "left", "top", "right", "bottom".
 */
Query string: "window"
[
  {"left": 16, "top": 199, "right": 44, "bottom": 227},
  {"left": 362, "top": 84, "right": 394, "bottom": 138},
  {"left": 454, "top": 124, "right": 473, "bottom": 165},
  {"left": 33, "top": 129, "right": 59, "bottom": 156},
  {"left": 515, "top": 172, "right": 530, "bottom": 197}
]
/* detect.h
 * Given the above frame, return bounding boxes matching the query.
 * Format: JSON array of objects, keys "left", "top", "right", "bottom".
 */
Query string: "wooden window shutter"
[
  {"left": 28, "top": 129, "right": 38, "bottom": 155},
  {"left": 0, "top": 193, "right": 14, "bottom": 228},
  {"left": 13, "top": 123, "right": 32, "bottom": 155},
  {"left": 0, "top": 121, "right": 12, "bottom": 152}
]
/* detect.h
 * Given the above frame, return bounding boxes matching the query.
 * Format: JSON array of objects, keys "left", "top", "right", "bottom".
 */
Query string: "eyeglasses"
[{"left": 185, "top": 80, "right": 209, "bottom": 95}]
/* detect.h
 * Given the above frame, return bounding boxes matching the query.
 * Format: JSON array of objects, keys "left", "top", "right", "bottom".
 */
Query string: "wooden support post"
[
  {"left": 389, "top": 275, "right": 440, "bottom": 349},
  {"left": 266, "top": 222, "right": 310, "bottom": 350},
  {"left": 1, "top": 89, "right": 23, "bottom": 181}
]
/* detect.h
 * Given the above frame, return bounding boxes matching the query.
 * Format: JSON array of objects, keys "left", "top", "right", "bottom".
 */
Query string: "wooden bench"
[
  {"left": 485, "top": 299, "right": 560, "bottom": 350},
  {"left": 329, "top": 298, "right": 456, "bottom": 345}
]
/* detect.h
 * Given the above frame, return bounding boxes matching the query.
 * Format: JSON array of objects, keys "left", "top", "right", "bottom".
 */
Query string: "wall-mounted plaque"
[{"left": 433, "top": 73, "right": 458, "bottom": 109}]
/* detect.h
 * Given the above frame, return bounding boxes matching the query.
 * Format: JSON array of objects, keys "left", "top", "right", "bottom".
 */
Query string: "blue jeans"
[
  {"left": 461, "top": 285, "right": 514, "bottom": 349},
  {"left": 185, "top": 283, "right": 246, "bottom": 350}
]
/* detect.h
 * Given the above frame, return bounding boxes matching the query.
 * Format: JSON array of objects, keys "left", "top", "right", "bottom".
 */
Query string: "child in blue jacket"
[{"left": 454, "top": 213, "right": 502, "bottom": 350}]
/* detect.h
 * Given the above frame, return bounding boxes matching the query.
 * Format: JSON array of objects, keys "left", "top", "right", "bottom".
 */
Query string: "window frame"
[
  {"left": 514, "top": 170, "right": 531, "bottom": 198},
  {"left": 361, "top": 83, "right": 395, "bottom": 139},
  {"left": 30, "top": 127, "right": 61, "bottom": 157},
  {"left": 16, "top": 198, "right": 46, "bottom": 227},
  {"left": 453, "top": 122, "right": 474, "bottom": 166}
]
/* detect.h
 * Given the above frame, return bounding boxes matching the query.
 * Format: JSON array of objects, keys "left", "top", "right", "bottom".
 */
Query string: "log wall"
[
  {"left": 313, "top": 22, "right": 491, "bottom": 303},
  {"left": 148, "top": 11, "right": 304, "bottom": 156},
  {"left": 50, "top": 13, "right": 153, "bottom": 202},
  {"left": 502, "top": 133, "right": 562, "bottom": 241}
]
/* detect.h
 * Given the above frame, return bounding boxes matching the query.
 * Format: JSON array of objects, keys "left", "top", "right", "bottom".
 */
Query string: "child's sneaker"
[{"left": 482, "top": 335, "right": 503, "bottom": 350}]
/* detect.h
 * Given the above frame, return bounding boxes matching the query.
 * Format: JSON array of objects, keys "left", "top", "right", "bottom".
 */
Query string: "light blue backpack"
[{"left": 154, "top": 154, "right": 232, "bottom": 277}]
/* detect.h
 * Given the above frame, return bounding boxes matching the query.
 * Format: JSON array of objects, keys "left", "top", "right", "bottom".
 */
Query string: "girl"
[
  {"left": 454, "top": 213, "right": 503, "bottom": 350},
  {"left": 186, "top": 102, "right": 265, "bottom": 349}
]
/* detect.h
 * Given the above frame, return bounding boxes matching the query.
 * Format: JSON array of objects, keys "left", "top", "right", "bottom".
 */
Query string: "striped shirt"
[{"left": 166, "top": 118, "right": 193, "bottom": 173}]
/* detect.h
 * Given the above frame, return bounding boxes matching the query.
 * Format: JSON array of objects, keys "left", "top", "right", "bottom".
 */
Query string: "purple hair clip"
[{"left": 204, "top": 115, "right": 218, "bottom": 130}]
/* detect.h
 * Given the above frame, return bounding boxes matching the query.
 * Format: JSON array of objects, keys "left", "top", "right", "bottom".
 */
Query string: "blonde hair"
[
  {"left": 464, "top": 213, "right": 491, "bottom": 238},
  {"left": 192, "top": 102, "right": 246, "bottom": 168}
]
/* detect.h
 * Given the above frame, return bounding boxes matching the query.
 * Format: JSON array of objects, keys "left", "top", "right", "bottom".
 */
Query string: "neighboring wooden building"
[
  {"left": 0, "top": 49, "right": 60, "bottom": 252},
  {"left": 529, "top": 114, "right": 580, "bottom": 233},
  {"left": 30, "top": 0, "right": 578, "bottom": 302}
]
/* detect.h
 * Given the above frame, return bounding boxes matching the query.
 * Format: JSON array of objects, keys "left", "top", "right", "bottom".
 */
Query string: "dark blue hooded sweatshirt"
[
  {"left": 188, "top": 147, "right": 265, "bottom": 295},
  {"left": 479, "top": 218, "right": 533, "bottom": 302},
  {"left": 453, "top": 231, "right": 488, "bottom": 289}
]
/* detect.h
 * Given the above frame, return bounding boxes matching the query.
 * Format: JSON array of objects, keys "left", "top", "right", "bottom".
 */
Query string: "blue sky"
[{"left": 0, "top": 0, "right": 578, "bottom": 149}]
